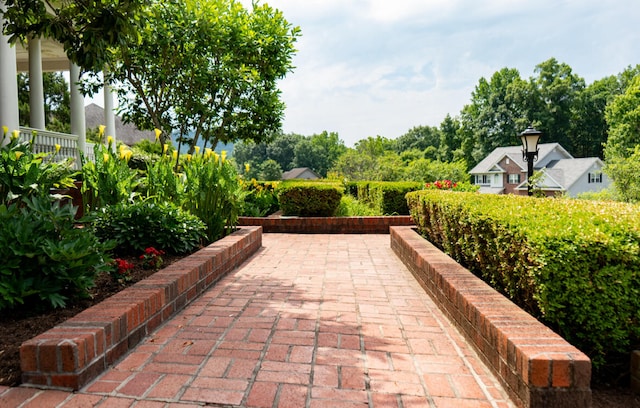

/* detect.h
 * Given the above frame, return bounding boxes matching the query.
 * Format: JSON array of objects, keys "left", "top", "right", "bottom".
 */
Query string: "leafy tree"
[
  {"left": 3, "top": 0, "right": 145, "bottom": 72},
  {"left": 103, "top": 0, "right": 299, "bottom": 152},
  {"left": 437, "top": 114, "right": 461, "bottom": 162},
  {"left": 292, "top": 138, "right": 327, "bottom": 176},
  {"left": 377, "top": 152, "right": 406, "bottom": 181},
  {"left": 232, "top": 140, "right": 268, "bottom": 173},
  {"left": 459, "top": 67, "right": 529, "bottom": 167},
  {"left": 290, "top": 131, "right": 346, "bottom": 177},
  {"left": 259, "top": 159, "right": 282, "bottom": 181},
  {"left": 604, "top": 146, "right": 640, "bottom": 203},
  {"left": 531, "top": 58, "right": 585, "bottom": 153},
  {"left": 406, "top": 159, "right": 468, "bottom": 183},
  {"left": 17, "top": 72, "right": 71, "bottom": 133},
  {"left": 330, "top": 149, "right": 378, "bottom": 181},
  {"left": 395, "top": 125, "right": 440, "bottom": 153},
  {"left": 354, "top": 136, "right": 395, "bottom": 157},
  {"left": 266, "top": 133, "right": 303, "bottom": 171},
  {"left": 604, "top": 75, "right": 640, "bottom": 160}
]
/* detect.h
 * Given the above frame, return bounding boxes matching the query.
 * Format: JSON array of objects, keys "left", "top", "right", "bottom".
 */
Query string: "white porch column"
[
  {"left": 69, "top": 62, "right": 86, "bottom": 155},
  {"left": 0, "top": 1, "right": 20, "bottom": 141},
  {"left": 103, "top": 78, "right": 116, "bottom": 147},
  {"left": 28, "top": 36, "right": 46, "bottom": 129}
]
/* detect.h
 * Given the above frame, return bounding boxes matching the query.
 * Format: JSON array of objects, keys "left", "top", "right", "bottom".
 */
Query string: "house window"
[
  {"left": 508, "top": 174, "right": 520, "bottom": 184},
  {"left": 475, "top": 175, "right": 490, "bottom": 185},
  {"left": 588, "top": 173, "right": 602, "bottom": 183}
]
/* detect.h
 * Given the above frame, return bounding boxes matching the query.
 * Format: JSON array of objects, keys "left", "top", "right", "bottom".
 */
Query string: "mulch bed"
[{"left": 0, "top": 253, "right": 183, "bottom": 387}]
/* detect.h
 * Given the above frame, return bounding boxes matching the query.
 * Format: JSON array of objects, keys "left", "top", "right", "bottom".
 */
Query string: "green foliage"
[
  {"left": 93, "top": 201, "right": 205, "bottom": 255},
  {"left": 277, "top": 181, "right": 343, "bottom": 216},
  {"left": 182, "top": 152, "right": 244, "bottom": 242},
  {"left": 352, "top": 181, "right": 422, "bottom": 215},
  {"left": 259, "top": 159, "right": 283, "bottom": 181},
  {"left": 407, "top": 190, "right": 640, "bottom": 370},
  {"left": 105, "top": 0, "right": 300, "bottom": 151},
  {"left": 81, "top": 141, "right": 141, "bottom": 211},
  {"left": 604, "top": 145, "right": 640, "bottom": 203},
  {"left": 0, "top": 196, "right": 113, "bottom": 311},
  {"left": 335, "top": 195, "right": 380, "bottom": 216},
  {"left": 3, "top": 0, "right": 145, "bottom": 72},
  {"left": 18, "top": 73, "right": 71, "bottom": 132},
  {"left": 241, "top": 179, "right": 280, "bottom": 217},
  {"left": 0, "top": 130, "right": 76, "bottom": 205},
  {"left": 604, "top": 75, "right": 640, "bottom": 160}
]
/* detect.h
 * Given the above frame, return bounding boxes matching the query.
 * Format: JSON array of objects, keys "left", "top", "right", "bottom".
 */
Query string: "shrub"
[
  {"left": 351, "top": 181, "right": 422, "bottom": 215},
  {"left": 181, "top": 151, "right": 244, "bottom": 242},
  {"left": 277, "top": 181, "right": 343, "bottom": 216},
  {"left": 241, "top": 179, "right": 280, "bottom": 217},
  {"left": 407, "top": 190, "right": 640, "bottom": 370},
  {"left": 0, "top": 196, "right": 113, "bottom": 311},
  {"left": 0, "top": 128, "right": 76, "bottom": 205},
  {"left": 335, "top": 195, "right": 380, "bottom": 216},
  {"left": 93, "top": 201, "right": 206, "bottom": 255},
  {"left": 81, "top": 141, "right": 141, "bottom": 211}
]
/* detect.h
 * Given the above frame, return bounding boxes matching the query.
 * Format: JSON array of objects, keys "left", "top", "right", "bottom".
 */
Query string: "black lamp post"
[{"left": 519, "top": 126, "right": 542, "bottom": 196}]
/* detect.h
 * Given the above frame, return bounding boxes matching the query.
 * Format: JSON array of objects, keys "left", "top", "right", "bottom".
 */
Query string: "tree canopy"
[{"left": 105, "top": 0, "right": 300, "bottom": 151}]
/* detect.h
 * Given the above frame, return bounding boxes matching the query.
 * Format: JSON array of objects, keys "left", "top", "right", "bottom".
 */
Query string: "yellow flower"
[
  {"left": 107, "top": 136, "right": 114, "bottom": 146},
  {"left": 172, "top": 151, "right": 178, "bottom": 161},
  {"left": 12, "top": 130, "right": 19, "bottom": 140},
  {"left": 213, "top": 152, "right": 219, "bottom": 163},
  {"left": 221, "top": 150, "right": 227, "bottom": 163},
  {"left": 154, "top": 128, "right": 162, "bottom": 141},
  {"left": 120, "top": 149, "right": 132, "bottom": 162},
  {"left": 204, "top": 148, "right": 213, "bottom": 160},
  {"left": 2, "top": 126, "right": 8, "bottom": 136},
  {"left": 194, "top": 146, "right": 200, "bottom": 155},
  {"left": 244, "top": 163, "right": 251, "bottom": 173},
  {"left": 55, "top": 144, "right": 61, "bottom": 153},
  {"left": 103, "top": 153, "right": 110, "bottom": 163},
  {"left": 163, "top": 143, "right": 168, "bottom": 154},
  {"left": 119, "top": 144, "right": 126, "bottom": 154},
  {"left": 99, "top": 125, "right": 106, "bottom": 137},
  {"left": 186, "top": 154, "right": 192, "bottom": 162},
  {"left": 15, "top": 151, "right": 24, "bottom": 160}
]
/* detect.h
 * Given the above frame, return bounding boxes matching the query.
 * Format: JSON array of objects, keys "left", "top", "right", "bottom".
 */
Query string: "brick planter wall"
[
  {"left": 238, "top": 215, "right": 413, "bottom": 233},
  {"left": 390, "top": 226, "right": 592, "bottom": 408},
  {"left": 19, "top": 226, "right": 262, "bottom": 391}
]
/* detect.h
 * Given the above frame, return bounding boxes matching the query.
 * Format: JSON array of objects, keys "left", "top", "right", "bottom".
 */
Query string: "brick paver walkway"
[{"left": 1, "top": 234, "right": 515, "bottom": 407}]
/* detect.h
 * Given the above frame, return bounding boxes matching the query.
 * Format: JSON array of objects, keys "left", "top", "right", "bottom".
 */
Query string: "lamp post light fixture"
[{"left": 519, "top": 126, "right": 542, "bottom": 196}]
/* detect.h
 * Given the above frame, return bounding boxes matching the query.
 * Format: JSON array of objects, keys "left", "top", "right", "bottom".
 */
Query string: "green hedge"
[
  {"left": 351, "top": 181, "right": 422, "bottom": 215},
  {"left": 277, "top": 181, "right": 343, "bottom": 216},
  {"left": 406, "top": 190, "right": 640, "bottom": 369}
]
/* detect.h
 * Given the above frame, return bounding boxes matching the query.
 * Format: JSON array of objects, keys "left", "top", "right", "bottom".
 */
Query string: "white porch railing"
[{"left": 18, "top": 127, "right": 95, "bottom": 169}]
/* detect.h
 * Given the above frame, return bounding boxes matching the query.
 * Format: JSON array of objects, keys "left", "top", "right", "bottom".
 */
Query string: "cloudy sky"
[{"left": 237, "top": 0, "right": 640, "bottom": 147}]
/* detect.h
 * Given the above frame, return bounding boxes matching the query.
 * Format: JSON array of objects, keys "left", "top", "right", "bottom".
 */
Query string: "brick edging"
[
  {"left": 390, "top": 226, "right": 592, "bottom": 408},
  {"left": 19, "top": 226, "right": 262, "bottom": 391},
  {"left": 238, "top": 215, "right": 413, "bottom": 233}
]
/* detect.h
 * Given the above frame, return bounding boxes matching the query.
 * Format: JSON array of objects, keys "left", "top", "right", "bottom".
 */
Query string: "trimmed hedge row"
[
  {"left": 277, "top": 181, "right": 343, "bottom": 216},
  {"left": 406, "top": 190, "right": 640, "bottom": 369},
  {"left": 348, "top": 181, "right": 422, "bottom": 215}
]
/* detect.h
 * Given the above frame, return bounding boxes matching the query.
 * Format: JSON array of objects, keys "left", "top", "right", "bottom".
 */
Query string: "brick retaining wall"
[
  {"left": 238, "top": 215, "right": 413, "bottom": 233},
  {"left": 390, "top": 226, "right": 592, "bottom": 408},
  {"left": 19, "top": 226, "right": 262, "bottom": 391}
]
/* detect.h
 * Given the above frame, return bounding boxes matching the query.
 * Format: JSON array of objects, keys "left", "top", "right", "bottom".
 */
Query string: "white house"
[
  {"left": 469, "top": 143, "right": 610, "bottom": 197},
  {"left": 1, "top": 1, "right": 115, "bottom": 163}
]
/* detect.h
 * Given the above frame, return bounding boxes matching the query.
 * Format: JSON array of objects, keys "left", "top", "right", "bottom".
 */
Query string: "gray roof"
[
  {"left": 85, "top": 103, "right": 155, "bottom": 146},
  {"left": 542, "top": 157, "right": 603, "bottom": 190},
  {"left": 281, "top": 167, "right": 320, "bottom": 180},
  {"left": 469, "top": 143, "right": 569, "bottom": 174}
]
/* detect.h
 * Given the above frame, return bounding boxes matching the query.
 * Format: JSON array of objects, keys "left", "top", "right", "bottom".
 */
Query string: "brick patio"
[{"left": 1, "top": 233, "right": 515, "bottom": 407}]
